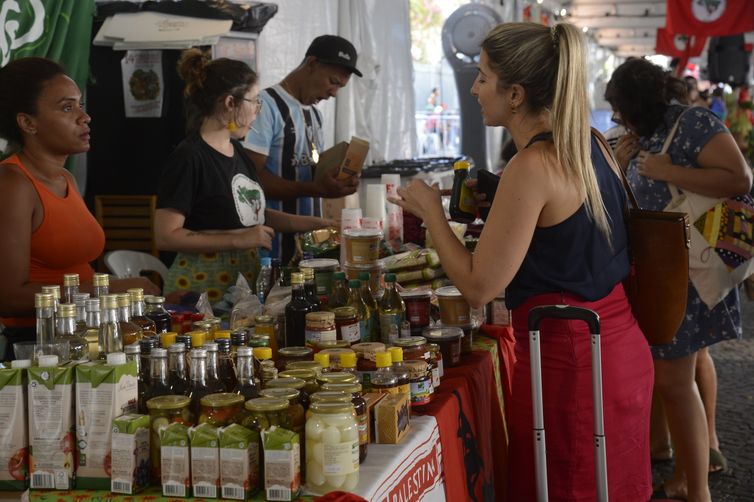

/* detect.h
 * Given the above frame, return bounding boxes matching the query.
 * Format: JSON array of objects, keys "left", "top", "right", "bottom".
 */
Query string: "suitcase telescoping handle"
[{"left": 527, "top": 305, "right": 608, "bottom": 502}]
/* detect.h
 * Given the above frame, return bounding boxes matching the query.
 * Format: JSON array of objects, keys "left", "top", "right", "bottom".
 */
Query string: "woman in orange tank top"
[{"left": 0, "top": 58, "right": 159, "bottom": 359}]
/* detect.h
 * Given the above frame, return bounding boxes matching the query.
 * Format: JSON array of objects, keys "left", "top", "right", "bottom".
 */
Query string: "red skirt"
[{"left": 507, "top": 284, "right": 653, "bottom": 502}]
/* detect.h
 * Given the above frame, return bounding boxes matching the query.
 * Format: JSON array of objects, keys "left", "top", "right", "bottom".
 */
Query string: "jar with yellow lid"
[
  {"left": 320, "top": 382, "right": 368, "bottom": 463},
  {"left": 198, "top": 392, "right": 245, "bottom": 426},
  {"left": 146, "top": 395, "right": 193, "bottom": 482},
  {"left": 351, "top": 342, "right": 386, "bottom": 391},
  {"left": 192, "top": 319, "right": 214, "bottom": 340},
  {"left": 391, "top": 336, "right": 430, "bottom": 363},
  {"left": 305, "top": 401, "right": 359, "bottom": 494},
  {"left": 276, "top": 346, "right": 313, "bottom": 371},
  {"left": 265, "top": 376, "right": 310, "bottom": 410},
  {"left": 305, "top": 311, "right": 336, "bottom": 348},
  {"left": 318, "top": 348, "right": 355, "bottom": 371},
  {"left": 316, "top": 371, "right": 358, "bottom": 387},
  {"left": 160, "top": 332, "right": 177, "bottom": 348},
  {"left": 188, "top": 330, "right": 206, "bottom": 348},
  {"left": 338, "top": 351, "right": 360, "bottom": 380},
  {"left": 313, "top": 352, "right": 331, "bottom": 374},
  {"left": 279, "top": 369, "right": 319, "bottom": 400}
]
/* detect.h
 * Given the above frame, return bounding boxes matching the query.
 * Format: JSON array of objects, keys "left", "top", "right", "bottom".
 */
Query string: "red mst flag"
[
  {"left": 655, "top": 27, "right": 708, "bottom": 57},
  {"left": 666, "top": 0, "right": 754, "bottom": 36}
]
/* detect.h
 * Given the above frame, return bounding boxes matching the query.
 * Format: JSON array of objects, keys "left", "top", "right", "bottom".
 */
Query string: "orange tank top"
[{"left": 1, "top": 155, "right": 105, "bottom": 327}]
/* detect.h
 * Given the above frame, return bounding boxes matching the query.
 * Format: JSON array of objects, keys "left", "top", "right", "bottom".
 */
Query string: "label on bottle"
[
  {"left": 379, "top": 313, "right": 403, "bottom": 344},
  {"left": 357, "top": 413, "right": 368, "bottom": 446}
]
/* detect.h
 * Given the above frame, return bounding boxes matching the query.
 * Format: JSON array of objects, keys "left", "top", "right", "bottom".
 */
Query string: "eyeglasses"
[{"left": 242, "top": 97, "right": 262, "bottom": 112}]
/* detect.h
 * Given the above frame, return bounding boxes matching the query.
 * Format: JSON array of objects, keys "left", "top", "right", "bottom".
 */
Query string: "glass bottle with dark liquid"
[
  {"left": 301, "top": 267, "right": 321, "bottom": 311},
  {"left": 127, "top": 288, "right": 157, "bottom": 337},
  {"left": 117, "top": 293, "right": 143, "bottom": 346},
  {"left": 233, "top": 346, "right": 259, "bottom": 400},
  {"left": 285, "top": 272, "right": 315, "bottom": 347},
  {"left": 216, "top": 338, "right": 237, "bottom": 392},
  {"left": 168, "top": 343, "right": 190, "bottom": 396},
  {"left": 145, "top": 296, "right": 172, "bottom": 334},
  {"left": 144, "top": 347, "right": 172, "bottom": 403},
  {"left": 202, "top": 342, "right": 226, "bottom": 394},
  {"left": 188, "top": 348, "right": 212, "bottom": 417},
  {"left": 125, "top": 343, "right": 148, "bottom": 413}
]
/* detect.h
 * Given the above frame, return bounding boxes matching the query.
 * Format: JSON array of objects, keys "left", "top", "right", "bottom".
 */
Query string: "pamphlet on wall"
[{"left": 121, "top": 50, "right": 164, "bottom": 118}]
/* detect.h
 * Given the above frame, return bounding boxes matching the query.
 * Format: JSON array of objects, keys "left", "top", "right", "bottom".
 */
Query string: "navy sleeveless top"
[{"left": 505, "top": 133, "right": 630, "bottom": 310}]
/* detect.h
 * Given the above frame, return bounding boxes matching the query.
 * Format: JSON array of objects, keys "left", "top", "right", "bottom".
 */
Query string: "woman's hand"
[
  {"left": 635, "top": 151, "right": 673, "bottom": 181},
  {"left": 615, "top": 133, "right": 640, "bottom": 170},
  {"left": 464, "top": 178, "right": 491, "bottom": 208},
  {"left": 390, "top": 180, "right": 443, "bottom": 221},
  {"left": 110, "top": 277, "right": 161, "bottom": 296},
  {"left": 232, "top": 225, "right": 275, "bottom": 250}
]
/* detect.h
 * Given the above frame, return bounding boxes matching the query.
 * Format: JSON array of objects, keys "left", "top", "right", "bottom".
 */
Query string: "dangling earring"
[
  {"left": 511, "top": 106, "right": 517, "bottom": 115},
  {"left": 227, "top": 121, "right": 238, "bottom": 132}
]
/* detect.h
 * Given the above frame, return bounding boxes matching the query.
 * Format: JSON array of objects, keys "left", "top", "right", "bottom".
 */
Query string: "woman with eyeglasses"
[
  {"left": 155, "top": 49, "right": 333, "bottom": 301},
  {"left": 606, "top": 58, "right": 750, "bottom": 502}
]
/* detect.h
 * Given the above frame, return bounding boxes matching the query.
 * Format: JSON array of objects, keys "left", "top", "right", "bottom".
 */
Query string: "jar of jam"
[
  {"left": 146, "top": 395, "right": 194, "bottom": 482},
  {"left": 391, "top": 336, "right": 429, "bottom": 363},
  {"left": 405, "top": 360, "right": 432, "bottom": 408},
  {"left": 320, "top": 382, "right": 368, "bottom": 463},
  {"left": 399, "top": 290, "right": 432, "bottom": 335},
  {"left": 316, "top": 371, "right": 358, "bottom": 387},
  {"left": 428, "top": 343, "right": 443, "bottom": 389},
  {"left": 351, "top": 342, "right": 386, "bottom": 391},
  {"left": 198, "top": 392, "right": 245, "bottom": 426},
  {"left": 279, "top": 369, "right": 319, "bottom": 397},
  {"left": 264, "top": 376, "right": 310, "bottom": 410},
  {"left": 259, "top": 387, "right": 305, "bottom": 434},
  {"left": 276, "top": 346, "right": 314, "bottom": 371},
  {"left": 332, "top": 306, "right": 360, "bottom": 344},
  {"left": 305, "top": 311, "right": 337, "bottom": 347},
  {"left": 423, "top": 327, "right": 463, "bottom": 367}
]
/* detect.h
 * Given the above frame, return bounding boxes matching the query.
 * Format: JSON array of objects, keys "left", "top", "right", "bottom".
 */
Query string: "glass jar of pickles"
[
  {"left": 286, "top": 360, "right": 324, "bottom": 378},
  {"left": 305, "top": 401, "right": 359, "bottom": 495},
  {"left": 265, "top": 376, "right": 310, "bottom": 410},
  {"left": 320, "top": 382, "right": 368, "bottom": 463},
  {"left": 316, "top": 371, "right": 358, "bottom": 387},
  {"left": 276, "top": 346, "right": 314, "bottom": 371},
  {"left": 198, "top": 392, "right": 246, "bottom": 426},
  {"left": 279, "top": 369, "right": 319, "bottom": 398},
  {"left": 259, "top": 387, "right": 305, "bottom": 434},
  {"left": 146, "top": 395, "right": 194, "bottom": 482},
  {"left": 241, "top": 397, "right": 291, "bottom": 431}
]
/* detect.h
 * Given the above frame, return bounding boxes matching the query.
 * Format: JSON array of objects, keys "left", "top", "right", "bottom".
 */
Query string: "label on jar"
[
  {"left": 357, "top": 413, "right": 368, "bottom": 446},
  {"left": 339, "top": 321, "right": 360, "bottom": 344},
  {"left": 406, "top": 300, "right": 430, "bottom": 327},
  {"left": 431, "top": 366, "right": 440, "bottom": 389},
  {"left": 305, "top": 327, "right": 337, "bottom": 345},
  {"left": 379, "top": 313, "right": 402, "bottom": 344},
  {"left": 321, "top": 441, "right": 359, "bottom": 475},
  {"left": 410, "top": 377, "right": 432, "bottom": 406}
]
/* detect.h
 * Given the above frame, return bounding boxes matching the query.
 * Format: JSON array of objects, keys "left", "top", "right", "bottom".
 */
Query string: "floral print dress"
[{"left": 626, "top": 104, "right": 742, "bottom": 359}]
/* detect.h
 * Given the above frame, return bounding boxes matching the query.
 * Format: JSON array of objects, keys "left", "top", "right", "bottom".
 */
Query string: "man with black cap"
[{"left": 244, "top": 34, "right": 362, "bottom": 264}]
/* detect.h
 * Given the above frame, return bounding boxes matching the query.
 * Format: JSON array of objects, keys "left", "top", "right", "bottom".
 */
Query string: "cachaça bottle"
[
  {"left": 41, "top": 285, "right": 60, "bottom": 313},
  {"left": 72, "top": 292, "right": 90, "bottom": 332},
  {"left": 232, "top": 346, "right": 259, "bottom": 400},
  {"left": 98, "top": 294, "right": 123, "bottom": 359},
  {"left": 168, "top": 343, "right": 190, "bottom": 396},
  {"left": 35, "top": 292, "right": 55, "bottom": 346},
  {"left": 116, "top": 293, "right": 143, "bottom": 346},
  {"left": 144, "top": 347, "right": 172, "bottom": 403},
  {"left": 139, "top": 337, "right": 158, "bottom": 389},
  {"left": 202, "top": 342, "right": 226, "bottom": 394},
  {"left": 144, "top": 295, "right": 172, "bottom": 333},
  {"left": 54, "top": 303, "right": 88, "bottom": 361},
  {"left": 125, "top": 343, "right": 148, "bottom": 414},
  {"left": 285, "top": 272, "right": 316, "bottom": 347},
  {"left": 188, "top": 348, "right": 212, "bottom": 417},
  {"left": 91, "top": 272, "right": 109, "bottom": 298},
  {"left": 328, "top": 271, "right": 350, "bottom": 309},
  {"left": 301, "top": 267, "right": 321, "bottom": 311},
  {"left": 76, "top": 298, "right": 100, "bottom": 360},
  {"left": 347, "top": 279, "right": 373, "bottom": 343},
  {"left": 216, "top": 337, "right": 237, "bottom": 392},
  {"left": 62, "top": 273, "right": 79, "bottom": 305},
  {"left": 127, "top": 288, "right": 157, "bottom": 337},
  {"left": 378, "top": 274, "right": 405, "bottom": 345}
]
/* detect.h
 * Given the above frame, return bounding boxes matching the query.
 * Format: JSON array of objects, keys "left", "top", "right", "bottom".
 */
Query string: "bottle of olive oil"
[
  {"left": 347, "top": 279, "right": 373, "bottom": 343},
  {"left": 378, "top": 274, "right": 405, "bottom": 345}
]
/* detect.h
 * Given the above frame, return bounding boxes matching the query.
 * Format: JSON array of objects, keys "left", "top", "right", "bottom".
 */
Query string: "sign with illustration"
[{"left": 121, "top": 50, "right": 163, "bottom": 118}]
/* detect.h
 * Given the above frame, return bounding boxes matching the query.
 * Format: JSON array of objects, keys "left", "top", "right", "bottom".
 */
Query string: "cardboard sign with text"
[{"left": 316, "top": 137, "right": 369, "bottom": 222}]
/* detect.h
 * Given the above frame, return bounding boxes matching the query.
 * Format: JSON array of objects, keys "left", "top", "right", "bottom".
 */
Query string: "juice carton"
[
  {"left": 219, "top": 424, "right": 260, "bottom": 500},
  {"left": 262, "top": 427, "right": 300, "bottom": 501},
  {"left": 111, "top": 414, "right": 150, "bottom": 494},
  {"left": 28, "top": 355, "right": 75, "bottom": 490},
  {"left": 75, "top": 353, "right": 138, "bottom": 489},
  {"left": 190, "top": 423, "right": 220, "bottom": 498},
  {"left": 161, "top": 422, "right": 191, "bottom": 497},
  {"left": 0, "top": 361, "right": 30, "bottom": 490}
]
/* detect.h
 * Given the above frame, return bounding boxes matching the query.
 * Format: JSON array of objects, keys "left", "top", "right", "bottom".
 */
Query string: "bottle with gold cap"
[
  {"left": 62, "top": 273, "right": 79, "bottom": 304},
  {"left": 41, "top": 285, "right": 60, "bottom": 313},
  {"left": 127, "top": 288, "right": 157, "bottom": 337},
  {"left": 54, "top": 303, "right": 88, "bottom": 360},
  {"left": 92, "top": 272, "right": 109, "bottom": 298},
  {"left": 168, "top": 343, "right": 190, "bottom": 396},
  {"left": 76, "top": 298, "right": 101, "bottom": 360},
  {"left": 116, "top": 293, "right": 143, "bottom": 346},
  {"left": 98, "top": 294, "right": 122, "bottom": 359},
  {"left": 449, "top": 159, "right": 477, "bottom": 223},
  {"left": 233, "top": 346, "right": 259, "bottom": 400},
  {"left": 370, "top": 351, "right": 398, "bottom": 394},
  {"left": 388, "top": 347, "right": 411, "bottom": 397},
  {"left": 285, "top": 272, "right": 316, "bottom": 347},
  {"left": 300, "top": 267, "right": 321, "bottom": 311}
]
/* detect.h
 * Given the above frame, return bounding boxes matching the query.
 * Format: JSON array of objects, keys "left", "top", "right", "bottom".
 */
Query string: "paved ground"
[{"left": 652, "top": 293, "right": 754, "bottom": 501}]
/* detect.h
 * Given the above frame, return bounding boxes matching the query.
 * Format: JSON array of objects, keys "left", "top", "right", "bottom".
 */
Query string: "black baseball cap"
[{"left": 305, "top": 35, "right": 362, "bottom": 77}]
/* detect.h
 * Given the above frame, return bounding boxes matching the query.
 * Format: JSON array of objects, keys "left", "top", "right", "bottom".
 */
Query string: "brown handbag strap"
[{"left": 591, "top": 127, "right": 641, "bottom": 210}]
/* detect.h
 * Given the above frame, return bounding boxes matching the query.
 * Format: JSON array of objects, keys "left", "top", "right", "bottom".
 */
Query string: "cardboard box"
[
  {"left": 161, "top": 422, "right": 191, "bottom": 498},
  {"left": 75, "top": 359, "right": 138, "bottom": 489},
  {"left": 374, "top": 392, "right": 411, "bottom": 444},
  {"left": 28, "top": 363, "right": 75, "bottom": 490},
  {"left": 262, "top": 427, "right": 300, "bottom": 501},
  {"left": 314, "top": 136, "right": 370, "bottom": 182},
  {"left": 362, "top": 392, "right": 386, "bottom": 443},
  {"left": 0, "top": 367, "right": 28, "bottom": 490},
  {"left": 190, "top": 423, "right": 220, "bottom": 498},
  {"left": 111, "top": 414, "right": 150, "bottom": 494},
  {"left": 219, "top": 424, "right": 260, "bottom": 500}
]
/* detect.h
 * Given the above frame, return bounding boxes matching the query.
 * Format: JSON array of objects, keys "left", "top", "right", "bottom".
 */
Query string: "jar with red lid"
[{"left": 391, "top": 336, "right": 429, "bottom": 363}]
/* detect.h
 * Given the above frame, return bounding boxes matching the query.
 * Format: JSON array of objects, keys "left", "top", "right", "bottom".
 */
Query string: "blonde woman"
[{"left": 392, "top": 23, "right": 653, "bottom": 501}]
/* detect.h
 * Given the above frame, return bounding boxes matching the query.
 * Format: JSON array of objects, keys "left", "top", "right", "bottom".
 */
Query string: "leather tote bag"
[{"left": 594, "top": 130, "right": 690, "bottom": 346}]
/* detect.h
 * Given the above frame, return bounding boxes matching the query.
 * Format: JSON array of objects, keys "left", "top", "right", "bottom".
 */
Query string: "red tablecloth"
[{"left": 416, "top": 330, "right": 513, "bottom": 501}]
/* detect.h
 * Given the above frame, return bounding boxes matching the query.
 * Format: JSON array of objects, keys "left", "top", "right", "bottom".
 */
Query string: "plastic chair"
[{"left": 104, "top": 250, "right": 169, "bottom": 283}]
